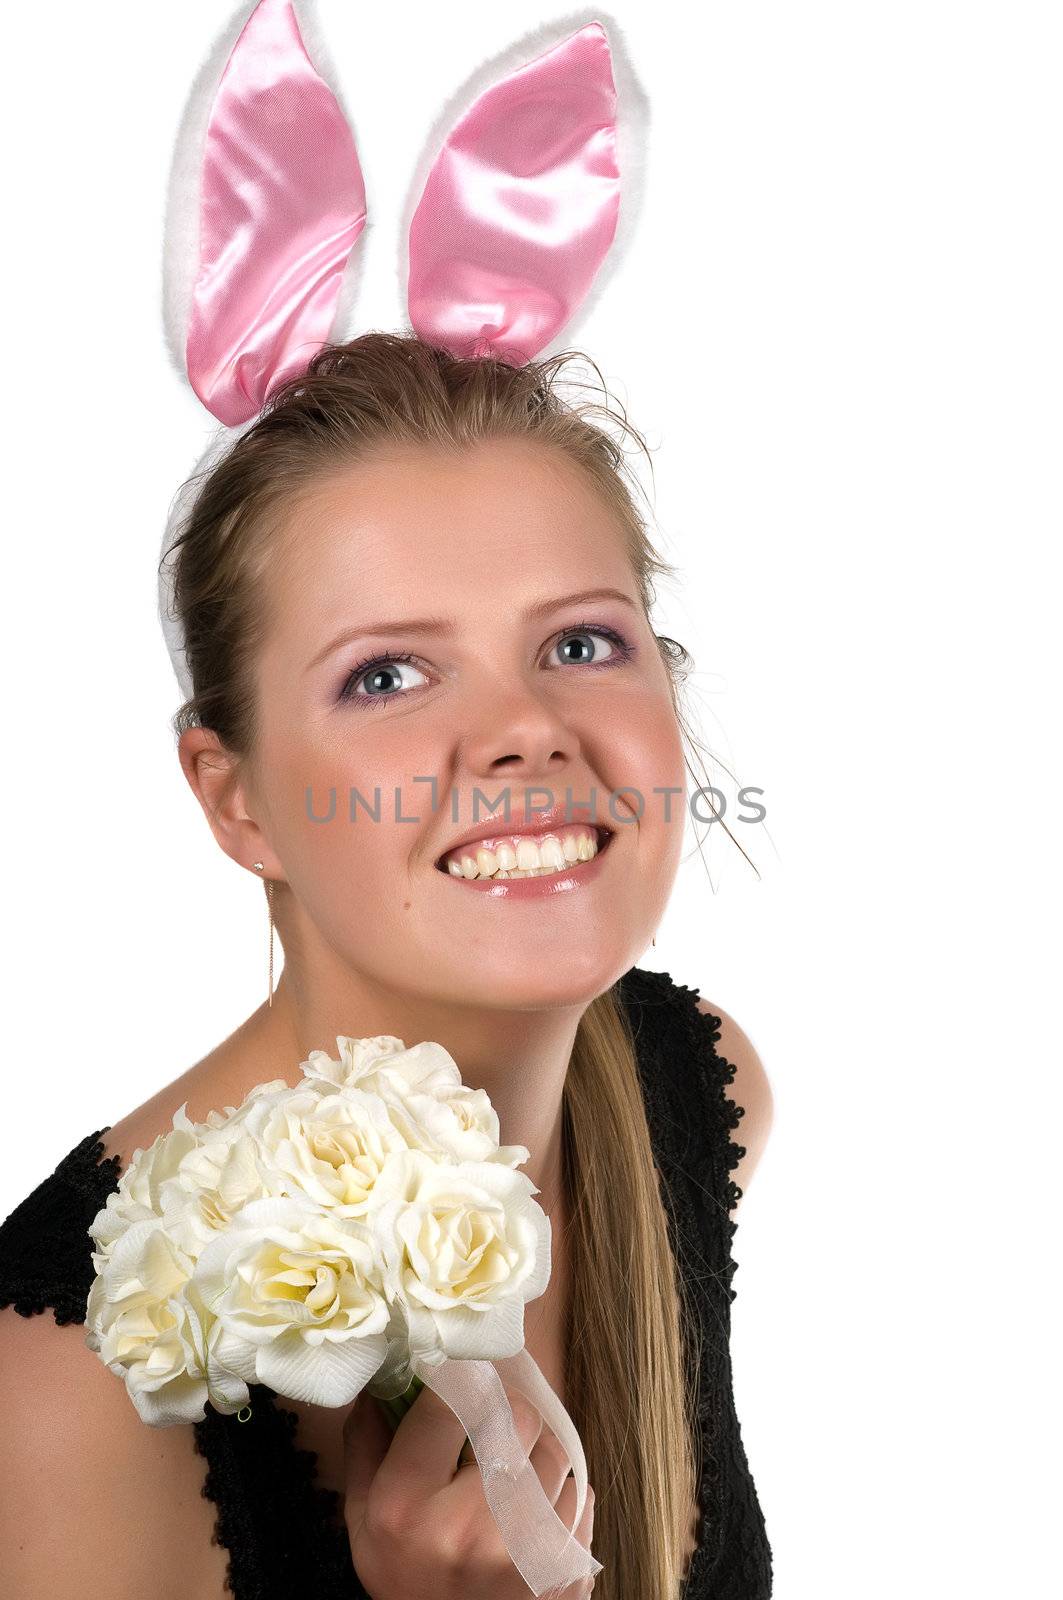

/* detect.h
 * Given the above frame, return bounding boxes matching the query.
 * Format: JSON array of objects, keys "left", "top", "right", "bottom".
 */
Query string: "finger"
[
  {"left": 342, "top": 1388, "right": 395, "bottom": 1535},
  {"left": 372, "top": 1378, "right": 476, "bottom": 1499},
  {"left": 554, "top": 1473, "right": 596, "bottom": 1552},
  {"left": 527, "top": 1423, "right": 576, "bottom": 1506},
  {"left": 470, "top": 1468, "right": 596, "bottom": 1593},
  {"left": 452, "top": 1388, "right": 544, "bottom": 1478}
]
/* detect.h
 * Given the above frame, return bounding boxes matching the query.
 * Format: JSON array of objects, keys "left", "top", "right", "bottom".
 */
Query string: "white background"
[{"left": 1, "top": 2, "right": 1059, "bottom": 1593}]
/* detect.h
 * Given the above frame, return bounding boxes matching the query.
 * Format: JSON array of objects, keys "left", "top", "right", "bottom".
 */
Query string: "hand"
[{"left": 342, "top": 1380, "right": 596, "bottom": 1600}]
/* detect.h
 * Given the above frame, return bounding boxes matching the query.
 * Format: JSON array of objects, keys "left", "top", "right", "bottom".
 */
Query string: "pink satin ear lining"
[
  {"left": 407, "top": 22, "right": 620, "bottom": 365},
  {"left": 185, "top": 0, "right": 367, "bottom": 427},
  {"left": 181, "top": 6, "right": 620, "bottom": 427}
]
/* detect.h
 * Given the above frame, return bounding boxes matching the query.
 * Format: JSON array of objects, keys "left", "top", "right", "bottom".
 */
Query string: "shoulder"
[
  {"left": 0, "top": 1306, "right": 220, "bottom": 1596},
  {"left": 615, "top": 967, "right": 774, "bottom": 1210},
  {"left": 0, "top": 1301, "right": 139, "bottom": 1454},
  {"left": 0, "top": 1132, "right": 124, "bottom": 1325},
  {"left": 694, "top": 994, "right": 774, "bottom": 1208},
  {"left": 97, "top": 1031, "right": 285, "bottom": 1174},
  {"left": 97, "top": 1067, "right": 219, "bottom": 1175}
]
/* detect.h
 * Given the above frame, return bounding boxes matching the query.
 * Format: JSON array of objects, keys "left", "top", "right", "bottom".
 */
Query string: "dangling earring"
[
  {"left": 652, "top": 932, "right": 657, "bottom": 948},
  {"left": 251, "top": 862, "right": 275, "bottom": 1008}
]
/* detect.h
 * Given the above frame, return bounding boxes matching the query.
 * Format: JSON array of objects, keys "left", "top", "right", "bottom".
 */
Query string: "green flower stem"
[
  {"left": 372, "top": 1373, "right": 472, "bottom": 1462},
  {"left": 374, "top": 1372, "right": 426, "bottom": 1432}
]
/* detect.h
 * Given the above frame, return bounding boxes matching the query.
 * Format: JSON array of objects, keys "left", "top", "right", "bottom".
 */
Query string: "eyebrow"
[{"left": 306, "top": 587, "right": 639, "bottom": 673}]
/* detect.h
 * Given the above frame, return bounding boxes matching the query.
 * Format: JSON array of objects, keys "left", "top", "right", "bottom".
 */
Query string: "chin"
[{"left": 446, "top": 940, "right": 643, "bottom": 1012}]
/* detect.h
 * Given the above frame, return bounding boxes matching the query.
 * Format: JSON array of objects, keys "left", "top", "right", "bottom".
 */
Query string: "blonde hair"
[{"left": 164, "top": 331, "right": 719, "bottom": 1596}]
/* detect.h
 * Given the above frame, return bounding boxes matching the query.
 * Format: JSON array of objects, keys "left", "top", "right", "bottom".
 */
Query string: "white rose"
[
  {"left": 158, "top": 1130, "right": 271, "bottom": 1258},
  {"left": 312, "top": 1037, "right": 531, "bottom": 1169},
  {"left": 193, "top": 1077, "right": 292, "bottom": 1130},
  {"left": 84, "top": 1217, "right": 248, "bottom": 1426},
  {"left": 88, "top": 1082, "right": 294, "bottom": 1266},
  {"left": 300, "top": 1034, "right": 408, "bottom": 1090},
  {"left": 87, "top": 1123, "right": 200, "bottom": 1267},
  {"left": 191, "top": 1195, "right": 391, "bottom": 1407},
  {"left": 173, "top": 1085, "right": 410, "bottom": 1234},
  {"left": 376, "top": 1072, "right": 531, "bottom": 1170},
  {"left": 366, "top": 1148, "right": 551, "bottom": 1367},
  {"left": 229, "top": 1084, "right": 411, "bottom": 1219},
  {"left": 345, "top": 1036, "right": 463, "bottom": 1097},
  {"left": 156, "top": 1081, "right": 300, "bottom": 1256}
]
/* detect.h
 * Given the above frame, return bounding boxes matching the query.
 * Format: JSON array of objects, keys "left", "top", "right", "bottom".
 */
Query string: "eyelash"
[{"left": 338, "top": 622, "right": 635, "bottom": 708}]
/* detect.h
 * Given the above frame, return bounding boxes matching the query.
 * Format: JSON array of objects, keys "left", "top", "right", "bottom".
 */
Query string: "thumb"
[{"left": 343, "top": 1387, "right": 395, "bottom": 1535}]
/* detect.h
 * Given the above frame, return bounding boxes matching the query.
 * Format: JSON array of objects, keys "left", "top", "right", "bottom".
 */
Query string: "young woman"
[{"left": 0, "top": 333, "right": 773, "bottom": 1598}]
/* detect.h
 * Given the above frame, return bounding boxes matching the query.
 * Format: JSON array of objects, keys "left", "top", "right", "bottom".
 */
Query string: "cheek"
[
  {"left": 261, "top": 716, "right": 443, "bottom": 885},
  {"left": 599, "top": 689, "right": 686, "bottom": 839}
]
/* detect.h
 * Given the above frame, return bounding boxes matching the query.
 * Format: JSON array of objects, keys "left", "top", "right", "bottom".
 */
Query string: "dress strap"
[
  {"left": 0, "top": 1128, "right": 121, "bottom": 1324},
  {"left": 614, "top": 965, "right": 772, "bottom": 1596},
  {"left": 615, "top": 965, "right": 749, "bottom": 1277}
]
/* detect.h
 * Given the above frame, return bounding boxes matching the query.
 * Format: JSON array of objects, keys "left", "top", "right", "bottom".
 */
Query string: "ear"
[
  {"left": 406, "top": 19, "right": 623, "bottom": 363},
  {"left": 163, "top": 0, "right": 368, "bottom": 426},
  {"left": 177, "top": 727, "right": 284, "bottom": 880}
]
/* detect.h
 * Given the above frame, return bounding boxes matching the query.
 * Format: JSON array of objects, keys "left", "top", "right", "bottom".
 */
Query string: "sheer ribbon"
[{"left": 413, "top": 1347, "right": 602, "bottom": 1594}]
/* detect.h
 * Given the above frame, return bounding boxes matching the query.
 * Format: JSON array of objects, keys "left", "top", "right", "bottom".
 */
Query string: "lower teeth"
[{"left": 497, "top": 864, "right": 574, "bottom": 878}]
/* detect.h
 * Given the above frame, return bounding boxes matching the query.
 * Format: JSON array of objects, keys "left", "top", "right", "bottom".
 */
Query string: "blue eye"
[
  {"left": 336, "top": 623, "right": 634, "bottom": 708},
  {"left": 340, "top": 652, "right": 429, "bottom": 705},
  {"left": 550, "top": 627, "right": 626, "bottom": 667}
]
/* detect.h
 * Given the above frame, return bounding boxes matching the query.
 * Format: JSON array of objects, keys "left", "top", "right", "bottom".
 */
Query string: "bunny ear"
[
  {"left": 168, "top": 0, "right": 367, "bottom": 427},
  {"left": 407, "top": 20, "right": 621, "bottom": 364}
]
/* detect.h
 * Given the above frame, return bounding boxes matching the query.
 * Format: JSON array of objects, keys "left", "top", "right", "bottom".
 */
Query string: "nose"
[{"left": 461, "top": 680, "right": 582, "bottom": 781}]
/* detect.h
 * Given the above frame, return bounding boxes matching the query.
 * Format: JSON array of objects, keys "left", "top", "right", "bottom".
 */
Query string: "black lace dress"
[{"left": 0, "top": 965, "right": 772, "bottom": 1597}]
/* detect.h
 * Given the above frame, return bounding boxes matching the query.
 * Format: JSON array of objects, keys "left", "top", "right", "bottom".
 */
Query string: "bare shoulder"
[
  {"left": 99, "top": 1096, "right": 182, "bottom": 1175},
  {"left": 694, "top": 995, "right": 774, "bottom": 1208},
  {"left": 98, "top": 1064, "right": 212, "bottom": 1173},
  {"left": 0, "top": 1306, "right": 228, "bottom": 1597},
  {"left": 99, "top": 1039, "right": 249, "bottom": 1173}
]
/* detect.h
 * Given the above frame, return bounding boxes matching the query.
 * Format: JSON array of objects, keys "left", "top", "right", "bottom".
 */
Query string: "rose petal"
[{"left": 255, "top": 1325, "right": 388, "bottom": 1406}]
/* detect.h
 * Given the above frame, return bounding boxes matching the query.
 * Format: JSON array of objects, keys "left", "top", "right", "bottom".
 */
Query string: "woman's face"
[{"left": 249, "top": 437, "right": 687, "bottom": 1010}]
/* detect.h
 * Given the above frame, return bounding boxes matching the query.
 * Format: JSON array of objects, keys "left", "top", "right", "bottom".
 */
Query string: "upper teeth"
[{"left": 442, "top": 824, "right": 602, "bottom": 880}]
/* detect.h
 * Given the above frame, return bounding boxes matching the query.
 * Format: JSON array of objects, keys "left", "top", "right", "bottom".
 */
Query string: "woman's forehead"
[
  {"left": 290, "top": 437, "right": 610, "bottom": 535},
  {"left": 268, "top": 440, "right": 635, "bottom": 619}
]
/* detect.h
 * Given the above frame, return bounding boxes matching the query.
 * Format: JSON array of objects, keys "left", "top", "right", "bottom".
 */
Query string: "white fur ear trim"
[
  {"left": 395, "top": 6, "right": 650, "bottom": 359},
  {"left": 160, "top": 0, "right": 367, "bottom": 397},
  {"left": 160, "top": 0, "right": 260, "bottom": 391}
]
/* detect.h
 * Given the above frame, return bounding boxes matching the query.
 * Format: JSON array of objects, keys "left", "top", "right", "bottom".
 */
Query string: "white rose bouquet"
[{"left": 84, "top": 1035, "right": 600, "bottom": 1595}]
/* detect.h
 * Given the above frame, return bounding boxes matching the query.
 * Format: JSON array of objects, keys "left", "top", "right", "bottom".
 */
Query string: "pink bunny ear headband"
[{"left": 158, "top": 0, "right": 644, "bottom": 708}]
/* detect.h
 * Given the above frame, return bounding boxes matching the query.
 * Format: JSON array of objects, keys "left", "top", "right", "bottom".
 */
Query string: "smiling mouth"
[{"left": 435, "top": 823, "right": 614, "bottom": 881}]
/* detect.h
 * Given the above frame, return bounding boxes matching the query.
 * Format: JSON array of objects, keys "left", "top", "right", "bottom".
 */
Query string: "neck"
[{"left": 203, "top": 964, "right": 582, "bottom": 1218}]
